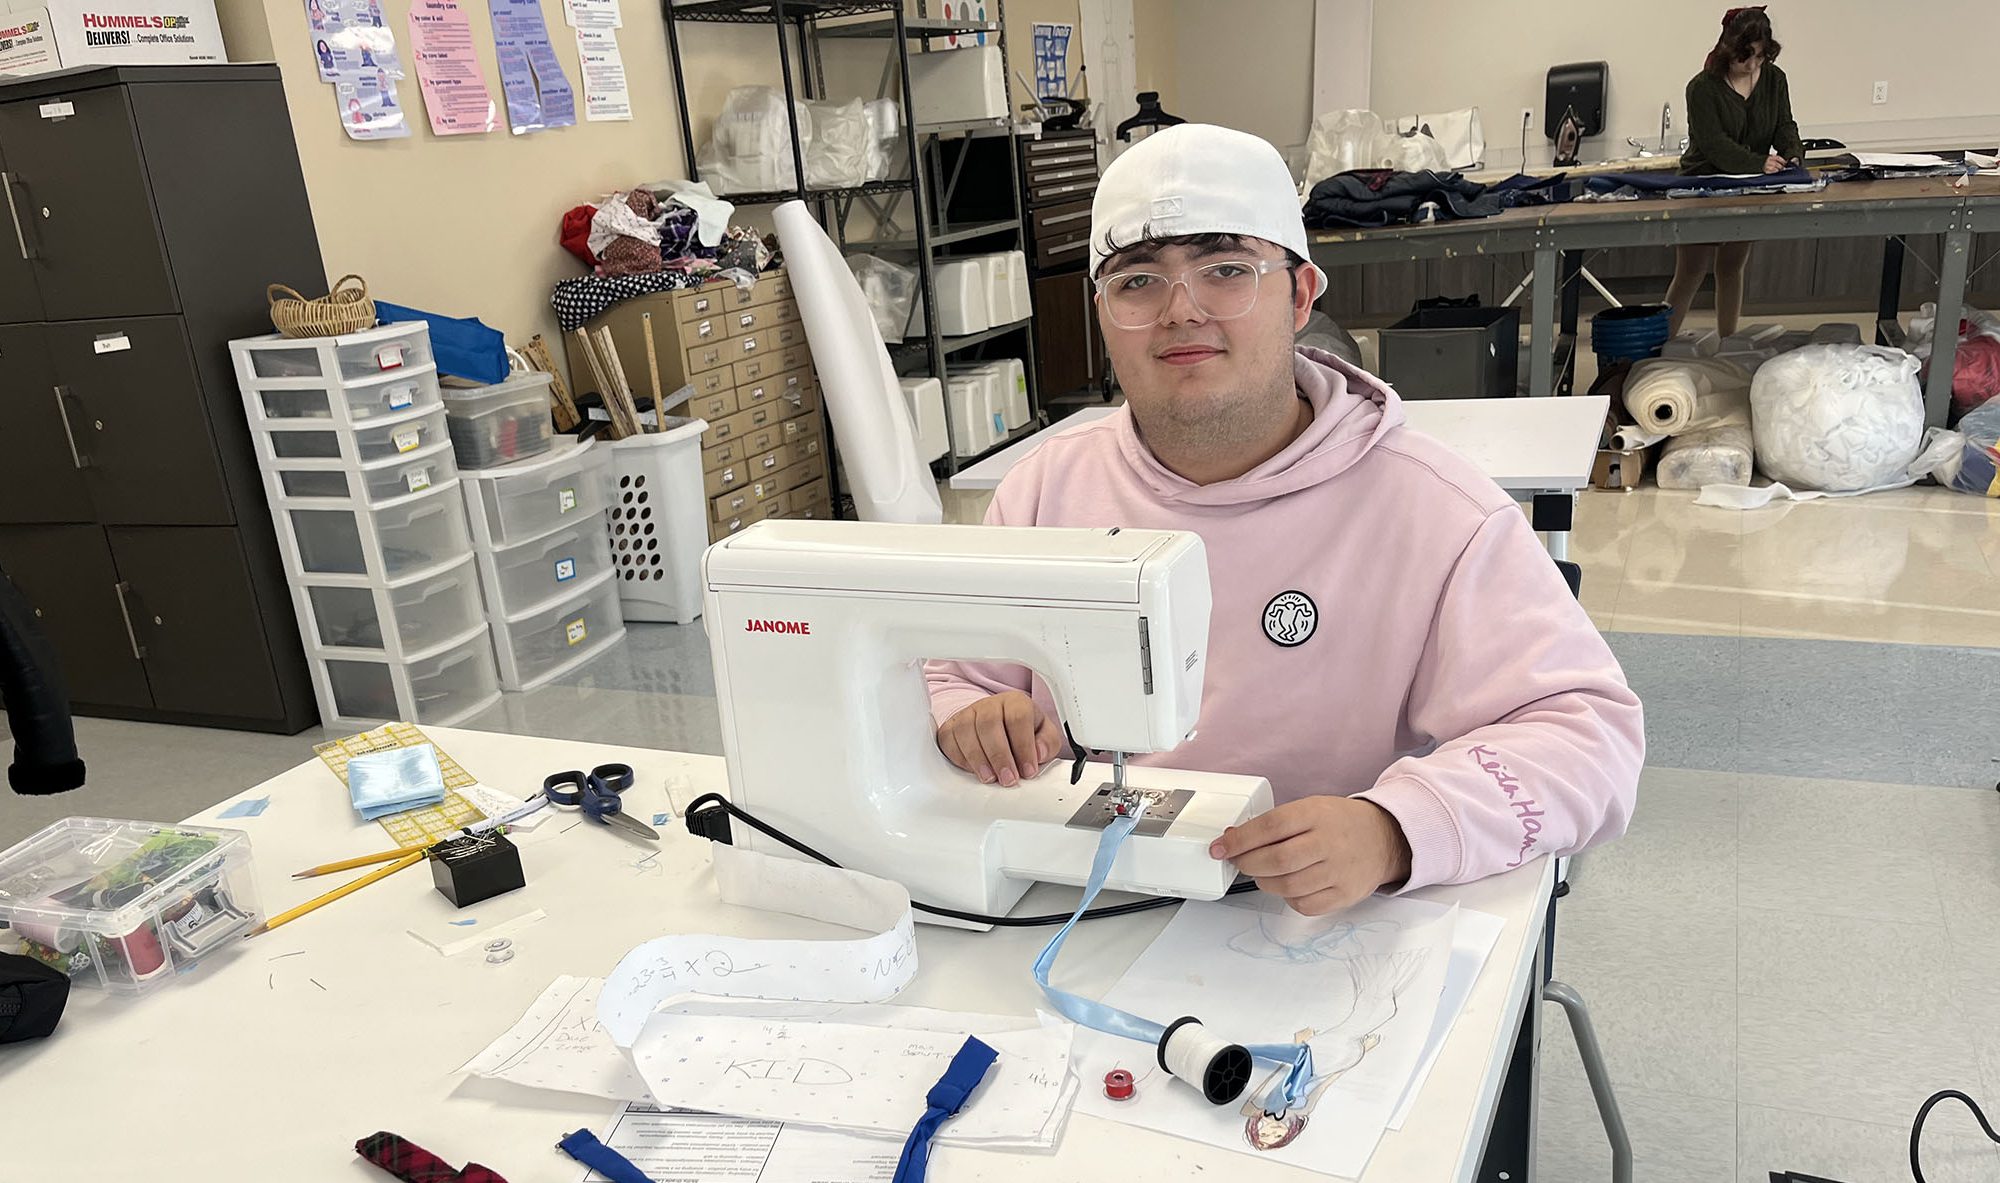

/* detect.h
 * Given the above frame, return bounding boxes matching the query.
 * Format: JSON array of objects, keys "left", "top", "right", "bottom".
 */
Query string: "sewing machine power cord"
[{"left": 682, "top": 792, "right": 1257, "bottom": 928}]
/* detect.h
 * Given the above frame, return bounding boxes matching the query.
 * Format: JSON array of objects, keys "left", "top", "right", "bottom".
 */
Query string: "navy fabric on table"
[
  {"left": 1582, "top": 165, "right": 1814, "bottom": 195},
  {"left": 1302, "top": 169, "right": 1507, "bottom": 228}
]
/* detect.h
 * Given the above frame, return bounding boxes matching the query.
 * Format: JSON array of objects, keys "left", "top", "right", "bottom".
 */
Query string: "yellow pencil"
[
  {"left": 245, "top": 850, "right": 426, "bottom": 938},
  {"left": 291, "top": 840, "right": 435, "bottom": 879}
]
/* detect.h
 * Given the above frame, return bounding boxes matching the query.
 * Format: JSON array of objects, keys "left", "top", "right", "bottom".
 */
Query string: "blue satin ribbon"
[
  {"left": 1030, "top": 806, "right": 1318, "bottom": 1111},
  {"left": 557, "top": 1127, "right": 653, "bottom": 1183},
  {"left": 893, "top": 1035, "right": 999, "bottom": 1183}
]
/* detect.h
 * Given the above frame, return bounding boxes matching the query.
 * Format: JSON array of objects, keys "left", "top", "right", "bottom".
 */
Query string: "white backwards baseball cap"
[{"left": 1088, "top": 123, "right": 1325, "bottom": 296}]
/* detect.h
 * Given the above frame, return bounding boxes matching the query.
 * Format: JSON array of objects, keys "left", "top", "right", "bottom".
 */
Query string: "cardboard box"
[
  {"left": 0, "top": 11, "right": 59, "bottom": 74},
  {"left": 1591, "top": 446, "right": 1648, "bottom": 491},
  {"left": 905, "top": 45, "right": 1007, "bottom": 123},
  {"left": 0, "top": 0, "right": 225, "bottom": 75}
]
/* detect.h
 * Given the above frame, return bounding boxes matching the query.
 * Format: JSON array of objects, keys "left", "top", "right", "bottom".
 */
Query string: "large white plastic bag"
[
  {"left": 1305, "top": 109, "right": 1392, "bottom": 182},
  {"left": 845, "top": 253, "right": 917, "bottom": 341},
  {"left": 1749, "top": 344, "right": 1925, "bottom": 491},
  {"left": 697, "top": 87, "right": 808, "bottom": 194},
  {"left": 1657, "top": 423, "right": 1753, "bottom": 489},
  {"left": 1386, "top": 128, "right": 1449, "bottom": 174},
  {"left": 863, "top": 98, "right": 901, "bottom": 181},
  {"left": 803, "top": 98, "right": 871, "bottom": 188}
]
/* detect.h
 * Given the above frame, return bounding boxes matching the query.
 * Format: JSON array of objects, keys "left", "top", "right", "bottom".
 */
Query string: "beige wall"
[
  {"left": 1166, "top": 0, "right": 1314, "bottom": 151},
  {"left": 1131, "top": 0, "right": 1175, "bottom": 103},
  {"left": 214, "top": 0, "right": 781, "bottom": 349},
  {"left": 1371, "top": 0, "right": 2000, "bottom": 170}
]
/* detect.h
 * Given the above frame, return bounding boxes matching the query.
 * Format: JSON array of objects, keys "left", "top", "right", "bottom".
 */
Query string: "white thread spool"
[{"left": 1158, "top": 1017, "right": 1253, "bottom": 1105}]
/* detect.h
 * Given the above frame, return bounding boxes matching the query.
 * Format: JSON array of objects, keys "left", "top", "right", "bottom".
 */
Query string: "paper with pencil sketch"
[
  {"left": 628, "top": 996, "right": 1076, "bottom": 1146},
  {"left": 1071, "top": 894, "right": 1455, "bottom": 1179},
  {"left": 461, "top": 975, "right": 646, "bottom": 1101},
  {"left": 598, "top": 844, "right": 917, "bottom": 1046}
]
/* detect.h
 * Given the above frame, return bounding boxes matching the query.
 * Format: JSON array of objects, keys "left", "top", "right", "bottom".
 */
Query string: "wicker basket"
[{"left": 268, "top": 274, "right": 376, "bottom": 339}]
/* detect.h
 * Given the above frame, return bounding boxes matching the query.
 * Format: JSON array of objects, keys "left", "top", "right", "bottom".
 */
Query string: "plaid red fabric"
[{"left": 355, "top": 1132, "right": 510, "bottom": 1183}]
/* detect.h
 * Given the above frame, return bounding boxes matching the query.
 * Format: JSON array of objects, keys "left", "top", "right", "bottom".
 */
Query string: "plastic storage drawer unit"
[
  {"left": 302, "top": 556, "right": 485, "bottom": 655},
  {"left": 273, "top": 443, "right": 452, "bottom": 505},
  {"left": 1377, "top": 306, "right": 1522, "bottom": 401},
  {"left": 237, "top": 322, "right": 435, "bottom": 383},
  {"left": 245, "top": 365, "right": 442, "bottom": 423},
  {"left": 263, "top": 405, "right": 450, "bottom": 464},
  {"left": 442, "top": 372, "right": 555, "bottom": 469},
  {"left": 491, "top": 573, "right": 624, "bottom": 690},
  {"left": 478, "top": 518, "right": 615, "bottom": 617},
  {"left": 462, "top": 439, "right": 609, "bottom": 546},
  {"left": 286, "top": 481, "right": 473, "bottom": 580},
  {"left": 318, "top": 628, "right": 500, "bottom": 725},
  {"left": 0, "top": 818, "right": 261, "bottom": 994}
]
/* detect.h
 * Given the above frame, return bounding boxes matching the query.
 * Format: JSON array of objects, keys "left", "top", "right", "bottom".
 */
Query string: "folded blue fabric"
[
  {"left": 1583, "top": 165, "right": 1814, "bottom": 195},
  {"left": 348, "top": 744, "right": 447, "bottom": 820}
]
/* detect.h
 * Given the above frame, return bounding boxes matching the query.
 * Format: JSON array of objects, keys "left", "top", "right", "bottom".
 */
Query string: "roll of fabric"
[
  {"left": 1621, "top": 357, "right": 1752, "bottom": 435},
  {"left": 1657, "top": 423, "right": 1755, "bottom": 489}
]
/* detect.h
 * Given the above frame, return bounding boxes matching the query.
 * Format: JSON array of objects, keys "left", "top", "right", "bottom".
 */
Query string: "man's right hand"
[
  {"left": 937, "top": 691, "right": 1062, "bottom": 787},
  {"left": 1763, "top": 153, "right": 1785, "bottom": 174}
]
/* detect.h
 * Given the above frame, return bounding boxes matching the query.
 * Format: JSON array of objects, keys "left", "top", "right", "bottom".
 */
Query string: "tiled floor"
[{"left": 7, "top": 349, "right": 2000, "bottom": 1179}]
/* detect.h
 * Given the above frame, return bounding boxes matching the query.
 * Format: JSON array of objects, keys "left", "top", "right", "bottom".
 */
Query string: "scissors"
[{"left": 540, "top": 763, "right": 659, "bottom": 841}]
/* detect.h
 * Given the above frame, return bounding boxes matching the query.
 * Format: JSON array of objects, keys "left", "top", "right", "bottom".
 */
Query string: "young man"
[{"left": 925, "top": 124, "right": 1643, "bottom": 916}]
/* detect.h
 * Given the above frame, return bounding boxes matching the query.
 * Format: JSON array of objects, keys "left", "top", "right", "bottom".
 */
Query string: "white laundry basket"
[{"left": 604, "top": 417, "right": 710, "bottom": 624}]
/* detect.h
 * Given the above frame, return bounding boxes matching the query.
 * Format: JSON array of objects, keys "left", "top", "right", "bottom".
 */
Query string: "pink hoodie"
[{"left": 926, "top": 348, "right": 1643, "bottom": 890}]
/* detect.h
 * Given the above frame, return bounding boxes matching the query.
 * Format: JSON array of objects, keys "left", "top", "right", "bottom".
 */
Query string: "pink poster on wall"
[{"left": 408, "top": 0, "right": 497, "bottom": 135}]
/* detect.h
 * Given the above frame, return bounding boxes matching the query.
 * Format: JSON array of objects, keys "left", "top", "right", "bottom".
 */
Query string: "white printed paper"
[
  {"left": 307, "top": 0, "right": 404, "bottom": 83},
  {"left": 563, "top": 0, "right": 620, "bottom": 29},
  {"left": 574, "top": 1102, "right": 897, "bottom": 1183},
  {"left": 576, "top": 26, "right": 630, "bottom": 122},
  {"left": 597, "top": 844, "right": 917, "bottom": 1047},
  {"left": 309, "top": 0, "right": 411, "bottom": 141},
  {"left": 334, "top": 74, "right": 410, "bottom": 140},
  {"left": 628, "top": 997, "right": 1077, "bottom": 1146},
  {"left": 1071, "top": 894, "right": 1455, "bottom": 1179},
  {"left": 462, "top": 975, "right": 649, "bottom": 1100}
]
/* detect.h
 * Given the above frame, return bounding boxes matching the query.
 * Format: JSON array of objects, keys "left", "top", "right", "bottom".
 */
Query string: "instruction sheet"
[
  {"left": 408, "top": 0, "right": 497, "bottom": 135},
  {"left": 575, "top": 1102, "right": 897, "bottom": 1183},
  {"left": 488, "top": 0, "right": 574, "bottom": 133},
  {"left": 561, "top": 0, "right": 626, "bottom": 120},
  {"left": 307, "top": 0, "right": 408, "bottom": 139},
  {"left": 576, "top": 26, "right": 629, "bottom": 121}
]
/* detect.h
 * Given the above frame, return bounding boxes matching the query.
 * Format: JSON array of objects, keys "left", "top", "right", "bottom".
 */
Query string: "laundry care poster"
[
  {"left": 561, "top": 0, "right": 629, "bottom": 121},
  {"left": 409, "top": 0, "right": 499, "bottom": 135},
  {"left": 305, "top": 0, "right": 409, "bottom": 140},
  {"left": 488, "top": 0, "right": 575, "bottom": 133}
]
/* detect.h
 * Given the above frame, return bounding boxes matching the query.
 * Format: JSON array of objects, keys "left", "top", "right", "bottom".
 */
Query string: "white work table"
[
  {"left": 949, "top": 397, "right": 1606, "bottom": 558},
  {"left": 0, "top": 727, "right": 1553, "bottom": 1181}
]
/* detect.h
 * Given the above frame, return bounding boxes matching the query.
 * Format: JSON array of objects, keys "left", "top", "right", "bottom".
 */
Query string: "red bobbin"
[{"left": 1103, "top": 1069, "right": 1136, "bottom": 1101}]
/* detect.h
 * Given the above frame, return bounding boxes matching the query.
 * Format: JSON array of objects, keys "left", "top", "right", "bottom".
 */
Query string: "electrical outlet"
[
  {"left": 1872, "top": 80, "right": 1889, "bottom": 105},
  {"left": 1520, "top": 106, "right": 1536, "bottom": 129}
]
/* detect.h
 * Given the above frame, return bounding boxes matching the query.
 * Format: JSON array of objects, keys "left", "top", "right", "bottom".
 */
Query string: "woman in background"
[{"left": 1663, "top": 6, "right": 1805, "bottom": 336}]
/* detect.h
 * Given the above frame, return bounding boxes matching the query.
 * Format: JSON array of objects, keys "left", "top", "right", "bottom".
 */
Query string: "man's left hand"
[{"left": 1209, "top": 796, "right": 1415, "bottom": 916}]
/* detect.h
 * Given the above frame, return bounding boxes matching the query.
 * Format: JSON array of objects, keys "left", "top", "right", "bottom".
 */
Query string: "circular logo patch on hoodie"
[{"left": 1262, "top": 591, "right": 1319, "bottom": 648}]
